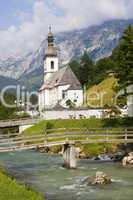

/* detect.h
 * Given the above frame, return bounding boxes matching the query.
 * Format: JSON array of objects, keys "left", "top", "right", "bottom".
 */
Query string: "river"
[{"left": 0, "top": 151, "right": 133, "bottom": 200}]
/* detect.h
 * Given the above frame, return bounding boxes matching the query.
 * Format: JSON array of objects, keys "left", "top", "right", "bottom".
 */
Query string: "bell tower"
[{"left": 44, "top": 27, "right": 59, "bottom": 82}]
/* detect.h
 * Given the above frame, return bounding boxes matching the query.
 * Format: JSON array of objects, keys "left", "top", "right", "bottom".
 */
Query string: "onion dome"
[{"left": 45, "top": 27, "right": 57, "bottom": 57}]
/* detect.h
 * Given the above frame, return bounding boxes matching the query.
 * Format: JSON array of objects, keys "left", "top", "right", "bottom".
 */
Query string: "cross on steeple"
[
  {"left": 48, "top": 26, "right": 54, "bottom": 47},
  {"left": 49, "top": 26, "right": 52, "bottom": 33}
]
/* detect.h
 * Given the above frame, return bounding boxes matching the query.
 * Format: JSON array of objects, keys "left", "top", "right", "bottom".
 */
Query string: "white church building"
[{"left": 38, "top": 28, "right": 83, "bottom": 111}]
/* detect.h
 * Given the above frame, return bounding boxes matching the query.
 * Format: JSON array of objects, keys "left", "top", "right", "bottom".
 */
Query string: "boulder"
[
  {"left": 122, "top": 152, "right": 133, "bottom": 166},
  {"left": 89, "top": 171, "right": 112, "bottom": 185}
]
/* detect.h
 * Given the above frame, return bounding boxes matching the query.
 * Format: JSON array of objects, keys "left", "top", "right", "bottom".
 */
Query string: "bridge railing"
[
  {"left": 0, "top": 127, "right": 133, "bottom": 152},
  {"left": 0, "top": 118, "right": 41, "bottom": 128}
]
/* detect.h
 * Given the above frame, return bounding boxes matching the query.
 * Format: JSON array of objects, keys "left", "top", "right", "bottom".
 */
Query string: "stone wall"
[
  {"left": 41, "top": 109, "right": 104, "bottom": 120},
  {"left": 127, "top": 85, "right": 133, "bottom": 117}
]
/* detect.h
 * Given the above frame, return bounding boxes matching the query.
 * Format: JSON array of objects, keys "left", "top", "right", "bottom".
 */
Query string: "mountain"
[
  {"left": 0, "top": 19, "right": 133, "bottom": 90},
  {"left": 0, "top": 76, "right": 18, "bottom": 91}
]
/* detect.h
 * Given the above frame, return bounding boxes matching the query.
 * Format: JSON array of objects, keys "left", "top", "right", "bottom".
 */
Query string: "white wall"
[
  {"left": 44, "top": 57, "right": 59, "bottom": 82},
  {"left": 39, "top": 89, "right": 50, "bottom": 111},
  {"left": 38, "top": 91, "right": 45, "bottom": 112},
  {"left": 41, "top": 109, "right": 104, "bottom": 120},
  {"left": 127, "top": 94, "right": 133, "bottom": 117},
  {"left": 39, "top": 86, "right": 84, "bottom": 111},
  {"left": 49, "top": 87, "right": 58, "bottom": 107},
  {"left": 127, "top": 85, "right": 133, "bottom": 117},
  {"left": 58, "top": 86, "right": 83, "bottom": 108},
  {"left": 67, "top": 90, "right": 83, "bottom": 107}
]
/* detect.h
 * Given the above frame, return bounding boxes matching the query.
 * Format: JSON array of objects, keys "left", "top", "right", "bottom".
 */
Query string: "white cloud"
[{"left": 0, "top": 0, "right": 133, "bottom": 59}]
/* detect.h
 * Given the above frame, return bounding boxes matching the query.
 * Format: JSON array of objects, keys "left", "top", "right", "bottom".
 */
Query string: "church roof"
[{"left": 39, "top": 65, "right": 82, "bottom": 91}]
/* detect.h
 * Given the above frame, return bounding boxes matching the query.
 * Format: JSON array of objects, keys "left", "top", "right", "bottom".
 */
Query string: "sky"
[{"left": 0, "top": 0, "right": 133, "bottom": 59}]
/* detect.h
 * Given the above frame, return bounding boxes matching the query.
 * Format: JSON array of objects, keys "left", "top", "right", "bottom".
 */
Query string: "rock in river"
[{"left": 89, "top": 171, "right": 112, "bottom": 185}]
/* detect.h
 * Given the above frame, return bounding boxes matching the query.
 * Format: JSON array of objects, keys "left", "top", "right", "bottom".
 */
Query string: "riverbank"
[
  {"left": 0, "top": 168, "right": 44, "bottom": 200},
  {"left": 23, "top": 118, "right": 133, "bottom": 158}
]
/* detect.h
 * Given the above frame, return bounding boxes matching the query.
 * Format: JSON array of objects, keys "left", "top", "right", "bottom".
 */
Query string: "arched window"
[
  {"left": 51, "top": 61, "right": 54, "bottom": 69},
  {"left": 62, "top": 90, "right": 67, "bottom": 99}
]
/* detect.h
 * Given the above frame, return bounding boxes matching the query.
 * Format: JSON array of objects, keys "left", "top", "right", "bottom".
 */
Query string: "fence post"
[
  {"left": 65, "top": 127, "right": 69, "bottom": 143},
  {"left": 44, "top": 128, "right": 48, "bottom": 145},
  {"left": 7, "top": 130, "right": 10, "bottom": 148},
  {"left": 106, "top": 129, "right": 109, "bottom": 142},
  {"left": 124, "top": 128, "right": 128, "bottom": 146}
]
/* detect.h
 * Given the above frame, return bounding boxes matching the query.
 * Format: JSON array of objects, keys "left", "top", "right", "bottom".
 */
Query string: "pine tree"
[
  {"left": 95, "top": 57, "right": 116, "bottom": 84},
  {"left": 113, "top": 25, "right": 133, "bottom": 88},
  {"left": 69, "top": 60, "right": 80, "bottom": 81},
  {"left": 79, "top": 52, "right": 94, "bottom": 86}
]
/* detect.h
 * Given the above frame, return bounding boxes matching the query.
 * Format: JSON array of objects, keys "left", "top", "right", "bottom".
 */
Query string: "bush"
[{"left": 46, "top": 122, "right": 54, "bottom": 130}]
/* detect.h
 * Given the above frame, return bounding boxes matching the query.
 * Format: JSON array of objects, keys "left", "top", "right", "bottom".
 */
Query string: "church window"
[
  {"left": 62, "top": 90, "right": 67, "bottom": 99},
  {"left": 74, "top": 93, "right": 78, "bottom": 102},
  {"left": 51, "top": 61, "right": 54, "bottom": 69}
]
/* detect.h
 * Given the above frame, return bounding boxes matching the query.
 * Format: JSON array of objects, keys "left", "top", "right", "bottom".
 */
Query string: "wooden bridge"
[
  {"left": 0, "top": 118, "right": 41, "bottom": 128},
  {"left": 0, "top": 118, "right": 41, "bottom": 133},
  {"left": 0, "top": 127, "right": 133, "bottom": 153}
]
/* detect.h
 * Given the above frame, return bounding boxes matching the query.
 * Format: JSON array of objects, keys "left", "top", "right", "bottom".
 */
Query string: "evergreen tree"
[
  {"left": 79, "top": 52, "right": 94, "bottom": 86},
  {"left": 112, "top": 25, "right": 133, "bottom": 88},
  {"left": 0, "top": 93, "right": 17, "bottom": 120},
  {"left": 69, "top": 60, "right": 80, "bottom": 81},
  {"left": 95, "top": 57, "right": 116, "bottom": 84}
]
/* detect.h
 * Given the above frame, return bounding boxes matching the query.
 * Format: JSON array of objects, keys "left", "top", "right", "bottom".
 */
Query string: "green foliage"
[
  {"left": 46, "top": 121, "right": 54, "bottom": 130},
  {"left": 16, "top": 112, "right": 30, "bottom": 119},
  {"left": 70, "top": 53, "right": 95, "bottom": 87},
  {"left": 81, "top": 143, "right": 116, "bottom": 157},
  {"left": 69, "top": 60, "right": 80, "bottom": 81},
  {"left": 112, "top": 25, "right": 133, "bottom": 88},
  {"left": 0, "top": 93, "right": 17, "bottom": 120},
  {"left": 94, "top": 57, "right": 116, "bottom": 84},
  {"left": 0, "top": 171, "right": 43, "bottom": 200},
  {"left": 66, "top": 99, "right": 75, "bottom": 109},
  {"left": 103, "top": 117, "right": 133, "bottom": 127},
  {"left": 70, "top": 53, "right": 116, "bottom": 88},
  {"left": 49, "top": 145, "right": 62, "bottom": 154},
  {"left": 79, "top": 52, "right": 95, "bottom": 86}
]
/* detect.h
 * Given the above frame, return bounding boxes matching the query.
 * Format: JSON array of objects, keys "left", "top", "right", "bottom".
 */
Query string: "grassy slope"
[
  {"left": 87, "top": 76, "right": 117, "bottom": 107},
  {"left": 0, "top": 170, "right": 43, "bottom": 200},
  {"left": 23, "top": 118, "right": 104, "bottom": 135}
]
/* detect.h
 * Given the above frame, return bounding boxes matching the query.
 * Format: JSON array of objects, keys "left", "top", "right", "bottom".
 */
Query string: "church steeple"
[
  {"left": 43, "top": 27, "right": 59, "bottom": 82},
  {"left": 48, "top": 26, "right": 54, "bottom": 47},
  {"left": 45, "top": 26, "right": 57, "bottom": 57}
]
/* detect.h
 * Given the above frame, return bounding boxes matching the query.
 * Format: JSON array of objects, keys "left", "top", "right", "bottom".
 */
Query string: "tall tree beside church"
[
  {"left": 112, "top": 25, "right": 133, "bottom": 88},
  {"left": 95, "top": 57, "right": 116, "bottom": 84},
  {"left": 69, "top": 60, "right": 80, "bottom": 81},
  {"left": 79, "top": 53, "right": 94, "bottom": 86}
]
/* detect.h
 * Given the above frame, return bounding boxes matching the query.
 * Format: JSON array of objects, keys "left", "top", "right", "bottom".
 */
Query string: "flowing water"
[{"left": 0, "top": 151, "right": 133, "bottom": 200}]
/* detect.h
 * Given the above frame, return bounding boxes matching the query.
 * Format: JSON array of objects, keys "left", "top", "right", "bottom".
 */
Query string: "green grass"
[
  {"left": 0, "top": 169, "right": 44, "bottom": 200},
  {"left": 23, "top": 118, "right": 104, "bottom": 136},
  {"left": 87, "top": 76, "right": 117, "bottom": 107},
  {"left": 80, "top": 143, "right": 117, "bottom": 157}
]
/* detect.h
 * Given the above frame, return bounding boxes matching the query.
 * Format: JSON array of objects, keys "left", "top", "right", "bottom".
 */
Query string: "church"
[{"left": 38, "top": 28, "right": 83, "bottom": 111}]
